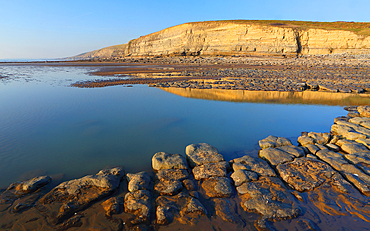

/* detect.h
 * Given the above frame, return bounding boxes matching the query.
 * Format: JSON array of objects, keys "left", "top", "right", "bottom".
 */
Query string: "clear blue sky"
[{"left": 0, "top": 0, "right": 368, "bottom": 59}]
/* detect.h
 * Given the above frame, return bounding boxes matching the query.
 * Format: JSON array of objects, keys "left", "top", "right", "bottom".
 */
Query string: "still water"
[{"left": 0, "top": 64, "right": 347, "bottom": 188}]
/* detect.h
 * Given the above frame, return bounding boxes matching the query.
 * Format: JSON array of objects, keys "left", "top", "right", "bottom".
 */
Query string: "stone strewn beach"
[
  {"left": 1, "top": 106, "right": 370, "bottom": 230},
  {"left": 71, "top": 56, "right": 370, "bottom": 94}
]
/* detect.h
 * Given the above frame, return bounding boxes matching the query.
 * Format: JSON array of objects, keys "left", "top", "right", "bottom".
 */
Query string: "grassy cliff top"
[{"left": 185, "top": 20, "right": 370, "bottom": 36}]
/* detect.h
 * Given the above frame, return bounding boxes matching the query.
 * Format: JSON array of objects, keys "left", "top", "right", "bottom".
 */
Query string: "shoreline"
[{"left": 1, "top": 105, "right": 370, "bottom": 230}]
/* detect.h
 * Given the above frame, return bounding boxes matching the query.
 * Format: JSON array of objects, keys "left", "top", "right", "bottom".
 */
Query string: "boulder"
[
  {"left": 201, "top": 177, "right": 233, "bottom": 198},
  {"left": 192, "top": 161, "right": 229, "bottom": 180},
  {"left": 344, "top": 152, "right": 370, "bottom": 175},
  {"left": 152, "top": 152, "right": 189, "bottom": 171},
  {"left": 276, "top": 158, "right": 336, "bottom": 191},
  {"left": 185, "top": 143, "right": 224, "bottom": 168},
  {"left": 37, "top": 167, "right": 124, "bottom": 223},
  {"left": 127, "top": 171, "right": 151, "bottom": 192}
]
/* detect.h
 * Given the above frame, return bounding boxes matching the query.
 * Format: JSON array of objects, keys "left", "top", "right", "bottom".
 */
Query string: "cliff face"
[{"left": 71, "top": 21, "right": 370, "bottom": 59}]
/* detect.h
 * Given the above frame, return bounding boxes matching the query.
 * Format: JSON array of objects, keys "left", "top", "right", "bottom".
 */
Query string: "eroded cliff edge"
[{"left": 71, "top": 20, "right": 370, "bottom": 60}]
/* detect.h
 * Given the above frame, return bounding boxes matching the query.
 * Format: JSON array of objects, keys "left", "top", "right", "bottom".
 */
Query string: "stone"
[
  {"left": 304, "top": 144, "right": 320, "bottom": 154},
  {"left": 316, "top": 149, "right": 370, "bottom": 196},
  {"left": 325, "top": 143, "right": 340, "bottom": 152},
  {"left": 156, "top": 169, "right": 189, "bottom": 181},
  {"left": 349, "top": 117, "right": 370, "bottom": 129},
  {"left": 343, "top": 152, "right": 370, "bottom": 175},
  {"left": 192, "top": 161, "right": 229, "bottom": 180},
  {"left": 336, "top": 139, "right": 369, "bottom": 154},
  {"left": 355, "top": 138, "right": 370, "bottom": 149},
  {"left": 358, "top": 105, "right": 370, "bottom": 117},
  {"left": 6, "top": 176, "right": 51, "bottom": 196},
  {"left": 308, "top": 132, "right": 331, "bottom": 144},
  {"left": 276, "top": 137, "right": 293, "bottom": 147},
  {"left": 154, "top": 180, "right": 183, "bottom": 196},
  {"left": 276, "top": 145, "right": 306, "bottom": 157},
  {"left": 185, "top": 143, "right": 224, "bottom": 167},
  {"left": 297, "top": 136, "right": 315, "bottom": 146},
  {"left": 230, "top": 169, "right": 258, "bottom": 187},
  {"left": 259, "top": 147, "right": 295, "bottom": 166},
  {"left": 152, "top": 152, "right": 189, "bottom": 171},
  {"left": 182, "top": 179, "right": 197, "bottom": 191},
  {"left": 101, "top": 197, "right": 123, "bottom": 216},
  {"left": 156, "top": 205, "right": 175, "bottom": 225},
  {"left": 335, "top": 120, "right": 370, "bottom": 137},
  {"left": 237, "top": 177, "right": 302, "bottom": 230},
  {"left": 201, "top": 177, "right": 233, "bottom": 198},
  {"left": 37, "top": 167, "right": 124, "bottom": 224},
  {"left": 259, "top": 135, "right": 292, "bottom": 149},
  {"left": 183, "top": 198, "right": 207, "bottom": 215},
  {"left": 230, "top": 155, "right": 276, "bottom": 177},
  {"left": 276, "top": 158, "right": 336, "bottom": 191},
  {"left": 124, "top": 190, "right": 151, "bottom": 225},
  {"left": 127, "top": 171, "right": 151, "bottom": 192},
  {"left": 331, "top": 124, "right": 366, "bottom": 140},
  {"left": 259, "top": 135, "right": 278, "bottom": 149}
]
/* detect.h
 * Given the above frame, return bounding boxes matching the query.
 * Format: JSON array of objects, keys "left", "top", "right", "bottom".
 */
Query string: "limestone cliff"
[{"left": 71, "top": 20, "right": 370, "bottom": 59}]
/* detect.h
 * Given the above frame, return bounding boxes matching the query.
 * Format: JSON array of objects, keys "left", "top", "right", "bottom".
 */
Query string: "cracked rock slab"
[
  {"left": 276, "top": 158, "right": 336, "bottom": 192},
  {"left": 259, "top": 147, "right": 295, "bottom": 166},
  {"left": 230, "top": 155, "right": 276, "bottom": 177},
  {"left": 192, "top": 161, "right": 229, "bottom": 180},
  {"left": 316, "top": 149, "right": 370, "bottom": 196},
  {"left": 237, "top": 176, "right": 301, "bottom": 230}
]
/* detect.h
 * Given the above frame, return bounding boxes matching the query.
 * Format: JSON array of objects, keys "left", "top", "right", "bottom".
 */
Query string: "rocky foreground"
[{"left": 2, "top": 106, "right": 370, "bottom": 230}]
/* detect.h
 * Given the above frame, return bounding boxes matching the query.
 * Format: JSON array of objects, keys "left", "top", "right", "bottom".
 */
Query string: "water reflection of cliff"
[{"left": 159, "top": 88, "right": 370, "bottom": 106}]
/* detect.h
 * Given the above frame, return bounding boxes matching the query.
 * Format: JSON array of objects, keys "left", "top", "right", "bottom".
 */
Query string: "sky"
[{"left": 0, "top": 0, "right": 369, "bottom": 59}]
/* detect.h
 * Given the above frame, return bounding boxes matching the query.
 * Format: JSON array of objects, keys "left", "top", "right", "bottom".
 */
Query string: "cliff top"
[{"left": 182, "top": 20, "right": 370, "bottom": 36}]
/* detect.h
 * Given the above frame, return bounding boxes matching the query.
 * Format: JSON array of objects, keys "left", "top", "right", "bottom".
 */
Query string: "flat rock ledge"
[{"left": 2, "top": 106, "right": 370, "bottom": 230}]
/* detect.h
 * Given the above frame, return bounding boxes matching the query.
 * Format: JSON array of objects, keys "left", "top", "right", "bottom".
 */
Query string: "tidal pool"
[{"left": 0, "top": 64, "right": 349, "bottom": 188}]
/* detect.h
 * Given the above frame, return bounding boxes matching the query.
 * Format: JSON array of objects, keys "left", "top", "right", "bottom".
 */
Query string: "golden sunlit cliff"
[{"left": 70, "top": 20, "right": 370, "bottom": 59}]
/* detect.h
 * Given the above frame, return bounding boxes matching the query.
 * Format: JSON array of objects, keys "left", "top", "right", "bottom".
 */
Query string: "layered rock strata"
[{"left": 71, "top": 21, "right": 370, "bottom": 60}]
